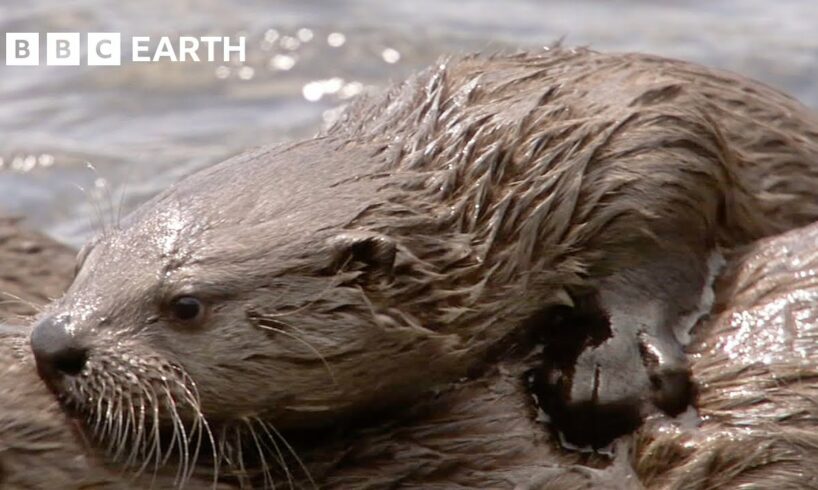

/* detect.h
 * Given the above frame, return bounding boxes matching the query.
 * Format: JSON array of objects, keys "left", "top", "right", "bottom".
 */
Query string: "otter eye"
[{"left": 169, "top": 296, "right": 204, "bottom": 322}]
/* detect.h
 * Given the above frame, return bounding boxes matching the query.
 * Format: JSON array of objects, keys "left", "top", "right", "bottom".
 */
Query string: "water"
[{"left": 2, "top": 0, "right": 817, "bottom": 247}]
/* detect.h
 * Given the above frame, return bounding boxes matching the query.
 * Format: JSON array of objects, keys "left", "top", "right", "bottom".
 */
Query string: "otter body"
[
  {"left": 28, "top": 48, "right": 818, "bottom": 480},
  {"left": 636, "top": 220, "right": 818, "bottom": 489}
]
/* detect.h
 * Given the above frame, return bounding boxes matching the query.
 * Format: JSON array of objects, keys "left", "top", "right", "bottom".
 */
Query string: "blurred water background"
[{"left": 1, "top": 0, "right": 817, "bottom": 247}]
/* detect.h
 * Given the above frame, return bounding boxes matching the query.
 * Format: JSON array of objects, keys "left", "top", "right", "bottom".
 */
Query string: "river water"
[{"left": 1, "top": 0, "right": 817, "bottom": 247}]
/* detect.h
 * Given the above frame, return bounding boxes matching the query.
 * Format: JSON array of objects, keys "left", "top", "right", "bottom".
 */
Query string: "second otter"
[{"left": 29, "top": 48, "right": 818, "bottom": 478}]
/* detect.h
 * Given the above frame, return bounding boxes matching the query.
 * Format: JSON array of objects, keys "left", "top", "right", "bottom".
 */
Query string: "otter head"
[{"left": 29, "top": 140, "right": 473, "bottom": 474}]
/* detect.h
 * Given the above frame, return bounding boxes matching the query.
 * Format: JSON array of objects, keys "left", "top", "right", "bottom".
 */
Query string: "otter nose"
[{"left": 30, "top": 315, "right": 88, "bottom": 378}]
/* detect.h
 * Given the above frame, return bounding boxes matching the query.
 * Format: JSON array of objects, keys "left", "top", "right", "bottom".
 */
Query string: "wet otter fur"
[
  {"left": 222, "top": 354, "right": 639, "bottom": 489},
  {"left": 0, "top": 221, "right": 234, "bottom": 489},
  {"left": 27, "top": 47, "right": 818, "bottom": 482},
  {"left": 635, "top": 220, "right": 818, "bottom": 489},
  {"left": 0, "top": 216, "right": 74, "bottom": 323},
  {"left": 0, "top": 219, "right": 625, "bottom": 489},
  {"left": 6, "top": 216, "right": 818, "bottom": 487},
  {"left": 0, "top": 325, "right": 237, "bottom": 489},
  {"left": 202, "top": 212, "right": 818, "bottom": 490}
]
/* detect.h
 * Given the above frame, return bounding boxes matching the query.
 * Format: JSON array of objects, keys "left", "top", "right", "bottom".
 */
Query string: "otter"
[
  {"left": 0, "top": 220, "right": 235, "bottom": 489},
  {"left": 0, "top": 324, "right": 238, "bottom": 489},
  {"left": 8, "top": 216, "right": 818, "bottom": 487},
  {"left": 27, "top": 47, "right": 818, "bottom": 480},
  {"left": 634, "top": 220, "right": 818, "bottom": 489},
  {"left": 0, "top": 218, "right": 629, "bottom": 488}
]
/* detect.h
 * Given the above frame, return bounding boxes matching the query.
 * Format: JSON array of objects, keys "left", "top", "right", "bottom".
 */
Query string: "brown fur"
[
  {"left": 0, "top": 222, "right": 232, "bottom": 489},
  {"left": 25, "top": 48, "right": 818, "bottom": 484},
  {"left": 635, "top": 221, "right": 818, "bottom": 489},
  {"left": 0, "top": 216, "right": 74, "bottom": 322},
  {"left": 0, "top": 332, "right": 238, "bottom": 489},
  {"left": 209, "top": 208, "right": 818, "bottom": 490},
  {"left": 5, "top": 212, "right": 818, "bottom": 490}
]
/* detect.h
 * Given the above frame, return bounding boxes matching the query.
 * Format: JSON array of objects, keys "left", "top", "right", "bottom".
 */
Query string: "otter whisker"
[
  {"left": 170, "top": 388, "right": 200, "bottom": 485},
  {"left": 114, "top": 391, "right": 128, "bottom": 457},
  {"left": 105, "top": 389, "right": 125, "bottom": 456},
  {"left": 99, "top": 381, "right": 118, "bottom": 449},
  {"left": 103, "top": 379, "right": 119, "bottom": 447},
  {"left": 254, "top": 417, "right": 294, "bottom": 490},
  {"left": 159, "top": 389, "right": 180, "bottom": 468},
  {"left": 141, "top": 388, "right": 153, "bottom": 469},
  {"left": 177, "top": 370, "right": 219, "bottom": 487},
  {"left": 115, "top": 163, "right": 134, "bottom": 230},
  {"left": 160, "top": 383, "right": 191, "bottom": 487},
  {"left": 0, "top": 310, "right": 31, "bottom": 324},
  {"left": 244, "top": 418, "right": 276, "bottom": 489},
  {"left": 111, "top": 391, "right": 134, "bottom": 462},
  {"left": 99, "top": 398, "right": 112, "bottom": 449},
  {"left": 0, "top": 291, "right": 42, "bottom": 313},
  {"left": 137, "top": 384, "right": 163, "bottom": 489},
  {"left": 266, "top": 421, "right": 317, "bottom": 490},
  {"left": 215, "top": 425, "right": 230, "bottom": 481},
  {"left": 175, "top": 376, "right": 214, "bottom": 486},
  {"left": 129, "top": 391, "right": 141, "bottom": 466},
  {"left": 125, "top": 387, "right": 148, "bottom": 469},
  {"left": 73, "top": 181, "right": 108, "bottom": 236},
  {"left": 185, "top": 407, "right": 204, "bottom": 484},
  {"left": 215, "top": 424, "right": 245, "bottom": 486},
  {"left": 84, "top": 161, "right": 117, "bottom": 232},
  {"left": 133, "top": 382, "right": 163, "bottom": 482},
  {"left": 234, "top": 425, "right": 248, "bottom": 488},
  {"left": 253, "top": 317, "right": 338, "bottom": 386},
  {"left": 90, "top": 379, "right": 108, "bottom": 440}
]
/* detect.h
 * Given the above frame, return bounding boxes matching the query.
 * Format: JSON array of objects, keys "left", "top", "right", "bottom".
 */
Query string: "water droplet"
[
  {"left": 280, "top": 36, "right": 300, "bottom": 51},
  {"left": 38, "top": 154, "right": 55, "bottom": 167},
  {"left": 302, "top": 81, "right": 324, "bottom": 102},
  {"left": 215, "top": 65, "right": 231, "bottom": 79},
  {"left": 323, "top": 77, "right": 344, "bottom": 94},
  {"left": 339, "top": 81, "right": 363, "bottom": 99},
  {"left": 327, "top": 32, "right": 346, "bottom": 47},
  {"left": 264, "top": 29, "right": 279, "bottom": 43},
  {"left": 297, "top": 28, "right": 314, "bottom": 43},
  {"left": 238, "top": 66, "right": 255, "bottom": 80},
  {"left": 270, "top": 54, "right": 296, "bottom": 71},
  {"left": 381, "top": 48, "right": 401, "bottom": 64}
]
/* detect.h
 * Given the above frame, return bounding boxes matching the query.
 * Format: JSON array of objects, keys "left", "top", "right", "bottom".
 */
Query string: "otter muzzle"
[{"left": 30, "top": 315, "right": 88, "bottom": 381}]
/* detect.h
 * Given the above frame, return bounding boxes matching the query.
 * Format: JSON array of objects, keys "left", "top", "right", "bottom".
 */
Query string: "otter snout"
[{"left": 30, "top": 315, "right": 88, "bottom": 381}]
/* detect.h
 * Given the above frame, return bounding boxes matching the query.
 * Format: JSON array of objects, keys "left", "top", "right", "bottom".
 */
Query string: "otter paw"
[{"left": 531, "top": 316, "right": 693, "bottom": 448}]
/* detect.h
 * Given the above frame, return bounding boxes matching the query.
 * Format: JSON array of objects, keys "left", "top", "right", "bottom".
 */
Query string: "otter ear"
[{"left": 327, "top": 231, "right": 397, "bottom": 275}]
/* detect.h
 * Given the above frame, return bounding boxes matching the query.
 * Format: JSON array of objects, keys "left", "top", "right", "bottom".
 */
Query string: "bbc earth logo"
[{"left": 4, "top": 33, "right": 246, "bottom": 66}]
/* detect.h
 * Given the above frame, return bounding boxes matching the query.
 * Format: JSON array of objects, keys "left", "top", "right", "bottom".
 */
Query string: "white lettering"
[
  {"left": 16, "top": 40, "right": 30, "bottom": 59},
  {"left": 178, "top": 37, "right": 200, "bottom": 62},
  {"left": 152, "top": 37, "right": 178, "bottom": 62},
  {"left": 132, "top": 36, "right": 150, "bottom": 62},
  {"left": 223, "top": 36, "right": 245, "bottom": 63},
  {"left": 6, "top": 33, "right": 246, "bottom": 66},
  {"left": 6, "top": 33, "right": 39, "bottom": 66},
  {"left": 46, "top": 33, "right": 80, "bottom": 65},
  {"left": 87, "top": 33, "right": 121, "bottom": 66},
  {"left": 200, "top": 36, "right": 221, "bottom": 62}
]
